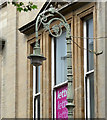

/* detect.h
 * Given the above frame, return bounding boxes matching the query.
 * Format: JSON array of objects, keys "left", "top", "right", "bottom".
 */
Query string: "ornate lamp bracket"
[{"left": 28, "top": 5, "right": 75, "bottom": 118}]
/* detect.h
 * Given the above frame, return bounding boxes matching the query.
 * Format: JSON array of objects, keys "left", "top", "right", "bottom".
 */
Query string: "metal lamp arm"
[{"left": 34, "top": 5, "right": 74, "bottom": 118}]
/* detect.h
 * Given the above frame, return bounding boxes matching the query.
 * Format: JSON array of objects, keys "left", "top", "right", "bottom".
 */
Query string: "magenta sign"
[{"left": 56, "top": 85, "right": 68, "bottom": 118}]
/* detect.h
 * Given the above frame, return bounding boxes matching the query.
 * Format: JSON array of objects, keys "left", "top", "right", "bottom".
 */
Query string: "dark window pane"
[
  {"left": 89, "top": 73, "right": 94, "bottom": 118},
  {"left": 36, "top": 66, "right": 40, "bottom": 93},
  {"left": 34, "top": 97, "right": 36, "bottom": 119},
  {"left": 87, "top": 18, "right": 94, "bottom": 71},
  {"left": 86, "top": 73, "right": 94, "bottom": 118},
  {"left": 37, "top": 67, "right": 40, "bottom": 93},
  {"left": 34, "top": 95, "right": 40, "bottom": 119},
  {"left": 37, "top": 95, "right": 40, "bottom": 119}
]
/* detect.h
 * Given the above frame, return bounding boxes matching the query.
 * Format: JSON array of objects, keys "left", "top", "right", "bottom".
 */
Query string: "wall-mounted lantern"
[
  {"left": 28, "top": 43, "right": 46, "bottom": 66},
  {"left": 28, "top": 5, "right": 75, "bottom": 118}
]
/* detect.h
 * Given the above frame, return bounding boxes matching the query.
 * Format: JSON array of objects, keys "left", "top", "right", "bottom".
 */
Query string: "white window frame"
[
  {"left": 33, "top": 50, "right": 40, "bottom": 119},
  {"left": 84, "top": 18, "right": 94, "bottom": 118},
  {"left": 51, "top": 36, "right": 68, "bottom": 118}
]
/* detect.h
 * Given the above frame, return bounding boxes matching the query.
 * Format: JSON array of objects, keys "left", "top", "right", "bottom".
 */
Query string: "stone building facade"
[{"left": 0, "top": 1, "right": 107, "bottom": 119}]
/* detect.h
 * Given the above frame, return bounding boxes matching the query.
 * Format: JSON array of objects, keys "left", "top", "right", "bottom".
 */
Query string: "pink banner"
[{"left": 56, "top": 85, "right": 68, "bottom": 118}]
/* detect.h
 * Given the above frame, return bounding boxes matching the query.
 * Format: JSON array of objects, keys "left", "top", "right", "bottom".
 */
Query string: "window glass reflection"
[
  {"left": 87, "top": 18, "right": 94, "bottom": 71},
  {"left": 55, "top": 32, "right": 67, "bottom": 85}
]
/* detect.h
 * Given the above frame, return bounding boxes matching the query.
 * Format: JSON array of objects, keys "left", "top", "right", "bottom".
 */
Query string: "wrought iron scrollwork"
[
  {"left": 36, "top": 5, "right": 71, "bottom": 38},
  {"left": 34, "top": 5, "right": 75, "bottom": 118}
]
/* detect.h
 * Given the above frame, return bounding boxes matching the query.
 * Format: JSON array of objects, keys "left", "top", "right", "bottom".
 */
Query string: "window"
[
  {"left": 55, "top": 31, "right": 67, "bottom": 85},
  {"left": 84, "top": 17, "right": 94, "bottom": 118},
  {"left": 52, "top": 31, "right": 68, "bottom": 118},
  {"left": 33, "top": 48, "right": 40, "bottom": 119}
]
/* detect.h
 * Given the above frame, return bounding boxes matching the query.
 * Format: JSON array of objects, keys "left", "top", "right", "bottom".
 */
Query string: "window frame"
[
  {"left": 33, "top": 45, "right": 41, "bottom": 119},
  {"left": 51, "top": 32, "right": 68, "bottom": 118},
  {"left": 84, "top": 17, "right": 94, "bottom": 118}
]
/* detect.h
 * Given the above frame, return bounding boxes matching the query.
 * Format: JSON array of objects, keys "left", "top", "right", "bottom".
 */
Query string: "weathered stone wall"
[
  {"left": 0, "top": 1, "right": 107, "bottom": 119},
  {"left": 0, "top": 4, "right": 17, "bottom": 118},
  {"left": 105, "top": 3, "right": 107, "bottom": 119},
  {"left": 0, "top": 2, "right": 46, "bottom": 119},
  {"left": 96, "top": 2, "right": 106, "bottom": 118}
]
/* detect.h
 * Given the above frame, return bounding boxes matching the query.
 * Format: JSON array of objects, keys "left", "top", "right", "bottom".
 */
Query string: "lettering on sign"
[{"left": 56, "top": 85, "right": 68, "bottom": 118}]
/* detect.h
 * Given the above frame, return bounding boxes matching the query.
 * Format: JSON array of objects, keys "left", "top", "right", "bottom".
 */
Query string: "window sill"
[
  {"left": 53, "top": 80, "right": 68, "bottom": 89},
  {"left": 34, "top": 92, "right": 40, "bottom": 97},
  {"left": 86, "top": 69, "right": 94, "bottom": 76}
]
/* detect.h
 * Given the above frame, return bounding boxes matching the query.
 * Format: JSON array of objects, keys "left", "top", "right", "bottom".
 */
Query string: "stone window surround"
[{"left": 27, "top": 3, "right": 97, "bottom": 118}]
